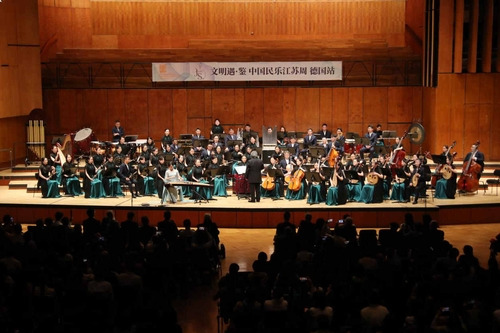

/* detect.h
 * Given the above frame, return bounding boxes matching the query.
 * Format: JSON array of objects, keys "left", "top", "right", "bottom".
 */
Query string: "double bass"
[
  {"left": 389, "top": 130, "right": 408, "bottom": 178},
  {"left": 457, "top": 141, "right": 482, "bottom": 193}
]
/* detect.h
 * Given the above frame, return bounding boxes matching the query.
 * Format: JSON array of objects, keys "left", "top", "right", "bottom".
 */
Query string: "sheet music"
[{"left": 234, "top": 165, "right": 247, "bottom": 175}]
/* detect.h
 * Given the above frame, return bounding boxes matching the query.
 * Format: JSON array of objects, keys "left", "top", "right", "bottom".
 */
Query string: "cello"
[
  {"left": 457, "top": 141, "right": 481, "bottom": 193},
  {"left": 288, "top": 162, "right": 305, "bottom": 192}
]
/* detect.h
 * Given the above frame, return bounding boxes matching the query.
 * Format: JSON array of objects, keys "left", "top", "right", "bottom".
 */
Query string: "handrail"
[{"left": 0, "top": 148, "right": 13, "bottom": 169}]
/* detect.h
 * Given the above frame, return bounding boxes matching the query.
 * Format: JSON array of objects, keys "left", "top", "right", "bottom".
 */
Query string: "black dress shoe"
[
  {"left": 412, "top": 201, "right": 418, "bottom": 204},
  {"left": 248, "top": 200, "right": 255, "bottom": 203}
]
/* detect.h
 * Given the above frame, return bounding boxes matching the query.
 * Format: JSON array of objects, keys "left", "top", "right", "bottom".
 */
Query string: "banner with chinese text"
[{"left": 152, "top": 61, "right": 342, "bottom": 82}]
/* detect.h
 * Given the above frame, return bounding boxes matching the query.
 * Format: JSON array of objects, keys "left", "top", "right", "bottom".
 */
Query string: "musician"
[
  {"left": 241, "top": 124, "right": 258, "bottom": 147},
  {"left": 192, "top": 128, "right": 205, "bottom": 146},
  {"left": 170, "top": 139, "right": 179, "bottom": 154},
  {"left": 244, "top": 146, "right": 255, "bottom": 160},
  {"left": 247, "top": 136, "right": 258, "bottom": 150},
  {"left": 113, "top": 145, "right": 125, "bottom": 162},
  {"left": 286, "top": 136, "right": 300, "bottom": 157},
  {"left": 84, "top": 156, "right": 106, "bottom": 199},
  {"left": 346, "top": 158, "right": 364, "bottom": 202},
  {"left": 146, "top": 137, "right": 155, "bottom": 151},
  {"left": 336, "top": 128, "right": 346, "bottom": 148},
  {"left": 214, "top": 145, "right": 224, "bottom": 164},
  {"left": 93, "top": 147, "right": 105, "bottom": 181},
  {"left": 390, "top": 137, "right": 405, "bottom": 152},
  {"left": 155, "top": 156, "right": 168, "bottom": 200},
  {"left": 161, "top": 129, "right": 173, "bottom": 152},
  {"left": 102, "top": 154, "right": 123, "bottom": 197},
  {"left": 112, "top": 120, "right": 124, "bottom": 142},
  {"left": 232, "top": 154, "right": 247, "bottom": 173},
  {"left": 147, "top": 147, "right": 158, "bottom": 166},
  {"left": 201, "top": 143, "right": 214, "bottom": 162},
  {"left": 186, "top": 147, "right": 196, "bottom": 167},
  {"left": 189, "top": 158, "right": 212, "bottom": 200},
  {"left": 279, "top": 150, "right": 294, "bottom": 170},
  {"left": 162, "top": 162, "right": 183, "bottom": 204},
  {"left": 326, "top": 160, "right": 348, "bottom": 206},
  {"left": 285, "top": 157, "right": 307, "bottom": 200},
  {"left": 208, "top": 155, "right": 227, "bottom": 197},
  {"left": 231, "top": 144, "right": 243, "bottom": 161},
  {"left": 303, "top": 128, "right": 317, "bottom": 150},
  {"left": 138, "top": 156, "right": 155, "bottom": 195},
  {"left": 212, "top": 135, "right": 224, "bottom": 150},
  {"left": 359, "top": 125, "right": 377, "bottom": 160},
  {"left": 307, "top": 162, "right": 327, "bottom": 204},
  {"left": 139, "top": 144, "right": 150, "bottom": 163},
  {"left": 319, "top": 137, "right": 331, "bottom": 158},
  {"left": 118, "top": 156, "right": 140, "bottom": 198},
  {"left": 390, "top": 158, "right": 410, "bottom": 203},
  {"left": 211, "top": 118, "right": 224, "bottom": 135},
  {"left": 359, "top": 158, "right": 384, "bottom": 203},
  {"left": 49, "top": 145, "right": 63, "bottom": 184},
  {"left": 434, "top": 156, "right": 457, "bottom": 199},
  {"left": 464, "top": 143, "right": 485, "bottom": 179},
  {"left": 62, "top": 154, "right": 82, "bottom": 196},
  {"left": 38, "top": 157, "right": 60, "bottom": 198},
  {"left": 261, "top": 156, "right": 283, "bottom": 199},
  {"left": 404, "top": 157, "right": 427, "bottom": 204},
  {"left": 176, "top": 155, "right": 192, "bottom": 198},
  {"left": 224, "top": 128, "right": 238, "bottom": 150},
  {"left": 375, "top": 124, "right": 383, "bottom": 141},
  {"left": 379, "top": 155, "right": 392, "bottom": 199},
  {"left": 319, "top": 123, "right": 332, "bottom": 139},
  {"left": 245, "top": 151, "right": 264, "bottom": 202},
  {"left": 118, "top": 136, "right": 130, "bottom": 156},
  {"left": 277, "top": 126, "right": 288, "bottom": 146},
  {"left": 272, "top": 146, "right": 283, "bottom": 161}
]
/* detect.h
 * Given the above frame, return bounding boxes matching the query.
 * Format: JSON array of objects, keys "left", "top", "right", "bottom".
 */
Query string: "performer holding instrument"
[
  {"left": 434, "top": 155, "right": 457, "bottom": 199},
  {"left": 390, "top": 158, "right": 411, "bottom": 202},
  {"left": 359, "top": 158, "right": 384, "bottom": 203},
  {"left": 404, "top": 157, "right": 427, "bottom": 204},
  {"left": 118, "top": 156, "right": 139, "bottom": 198},
  {"left": 359, "top": 125, "right": 378, "bottom": 160},
  {"left": 285, "top": 157, "right": 307, "bottom": 200},
  {"left": 457, "top": 141, "right": 484, "bottom": 193},
  {"left": 346, "top": 158, "right": 364, "bottom": 202},
  {"left": 38, "top": 157, "right": 60, "bottom": 198},
  {"left": 62, "top": 154, "right": 81, "bottom": 196},
  {"left": 155, "top": 156, "right": 168, "bottom": 200},
  {"left": 325, "top": 159, "right": 348, "bottom": 206},
  {"left": 84, "top": 156, "right": 106, "bottom": 199},
  {"left": 49, "top": 145, "right": 64, "bottom": 184},
  {"left": 163, "top": 162, "right": 183, "bottom": 204},
  {"left": 102, "top": 154, "right": 123, "bottom": 197},
  {"left": 138, "top": 156, "right": 155, "bottom": 195}
]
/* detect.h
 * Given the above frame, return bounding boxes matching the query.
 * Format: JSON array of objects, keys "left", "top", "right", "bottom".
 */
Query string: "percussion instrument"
[{"left": 73, "top": 128, "right": 96, "bottom": 156}]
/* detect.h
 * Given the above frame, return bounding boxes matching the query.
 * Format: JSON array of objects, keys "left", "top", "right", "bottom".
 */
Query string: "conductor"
[{"left": 245, "top": 150, "right": 264, "bottom": 202}]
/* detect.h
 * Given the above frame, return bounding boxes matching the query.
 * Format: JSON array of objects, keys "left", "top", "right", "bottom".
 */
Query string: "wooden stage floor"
[{"left": 1, "top": 184, "right": 499, "bottom": 228}]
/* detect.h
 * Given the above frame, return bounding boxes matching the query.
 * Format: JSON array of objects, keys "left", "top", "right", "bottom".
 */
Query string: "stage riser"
[{"left": 0, "top": 205, "right": 497, "bottom": 228}]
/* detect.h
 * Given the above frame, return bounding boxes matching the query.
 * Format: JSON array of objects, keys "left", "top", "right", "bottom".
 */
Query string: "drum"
[
  {"left": 344, "top": 143, "right": 354, "bottom": 155},
  {"left": 233, "top": 174, "right": 250, "bottom": 195},
  {"left": 73, "top": 128, "right": 96, "bottom": 156},
  {"left": 355, "top": 144, "right": 364, "bottom": 154}
]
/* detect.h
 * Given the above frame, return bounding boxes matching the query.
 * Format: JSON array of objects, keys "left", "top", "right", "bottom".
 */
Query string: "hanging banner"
[{"left": 152, "top": 61, "right": 342, "bottom": 82}]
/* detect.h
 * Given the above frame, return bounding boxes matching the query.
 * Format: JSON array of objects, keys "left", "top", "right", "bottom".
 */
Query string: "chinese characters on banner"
[{"left": 152, "top": 61, "right": 342, "bottom": 82}]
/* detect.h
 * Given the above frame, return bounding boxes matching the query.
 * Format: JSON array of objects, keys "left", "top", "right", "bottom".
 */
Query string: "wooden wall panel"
[
  {"left": 478, "top": 104, "right": 492, "bottom": 157},
  {"left": 282, "top": 88, "right": 296, "bottom": 131},
  {"left": 295, "top": 88, "right": 320, "bottom": 132},
  {"left": 332, "top": 88, "right": 349, "bottom": 132},
  {"left": 187, "top": 90, "right": 205, "bottom": 119},
  {"left": 449, "top": 75, "right": 466, "bottom": 154},
  {"left": 244, "top": 89, "right": 264, "bottom": 133},
  {"left": 124, "top": 90, "right": 148, "bottom": 136},
  {"left": 388, "top": 87, "right": 413, "bottom": 123},
  {"left": 148, "top": 90, "right": 173, "bottom": 138},
  {"left": 318, "top": 88, "right": 333, "bottom": 130},
  {"left": 263, "top": 88, "right": 284, "bottom": 129},
  {"left": 437, "top": 0, "right": 454, "bottom": 73},
  {"left": 212, "top": 90, "right": 236, "bottom": 129},
  {"left": 57, "top": 90, "right": 77, "bottom": 134},
  {"left": 233, "top": 89, "right": 245, "bottom": 129},
  {"left": 172, "top": 90, "right": 188, "bottom": 136},
  {"left": 83, "top": 89, "right": 108, "bottom": 138},
  {"left": 363, "top": 88, "right": 388, "bottom": 127},
  {"left": 465, "top": 75, "right": 480, "bottom": 105},
  {"left": 347, "top": 88, "right": 363, "bottom": 128},
  {"left": 106, "top": 90, "right": 125, "bottom": 140}
]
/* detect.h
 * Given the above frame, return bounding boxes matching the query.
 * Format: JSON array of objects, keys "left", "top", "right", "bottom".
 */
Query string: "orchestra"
[{"left": 35, "top": 119, "right": 485, "bottom": 205}]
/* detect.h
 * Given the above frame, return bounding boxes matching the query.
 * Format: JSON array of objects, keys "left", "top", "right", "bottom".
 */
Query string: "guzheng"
[{"left": 164, "top": 181, "right": 214, "bottom": 188}]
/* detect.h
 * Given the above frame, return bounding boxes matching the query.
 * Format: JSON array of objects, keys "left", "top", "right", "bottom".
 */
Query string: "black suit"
[
  {"left": 319, "top": 130, "right": 331, "bottom": 139},
  {"left": 245, "top": 157, "right": 264, "bottom": 202},
  {"left": 118, "top": 162, "right": 138, "bottom": 195},
  {"left": 303, "top": 135, "right": 317, "bottom": 149}
]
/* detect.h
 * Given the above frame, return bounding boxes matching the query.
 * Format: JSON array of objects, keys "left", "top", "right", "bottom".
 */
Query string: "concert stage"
[{"left": 0, "top": 180, "right": 499, "bottom": 228}]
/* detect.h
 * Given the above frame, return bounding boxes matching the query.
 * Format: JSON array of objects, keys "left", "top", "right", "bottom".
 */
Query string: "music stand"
[
  {"left": 382, "top": 130, "right": 397, "bottom": 138},
  {"left": 309, "top": 147, "right": 326, "bottom": 159},
  {"left": 360, "top": 138, "right": 371, "bottom": 146},
  {"left": 125, "top": 135, "right": 138, "bottom": 143},
  {"left": 375, "top": 145, "right": 387, "bottom": 156},
  {"left": 431, "top": 154, "right": 447, "bottom": 164},
  {"left": 305, "top": 171, "right": 323, "bottom": 184},
  {"left": 193, "top": 139, "right": 208, "bottom": 148},
  {"left": 226, "top": 140, "right": 242, "bottom": 149},
  {"left": 179, "top": 134, "right": 192, "bottom": 140},
  {"left": 321, "top": 166, "right": 334, "bottom": 179}
]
